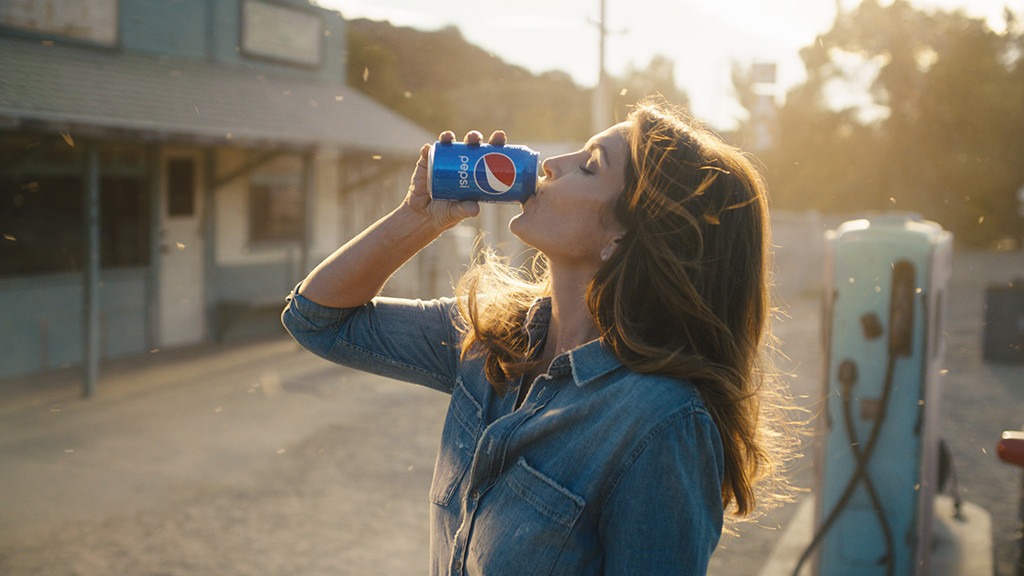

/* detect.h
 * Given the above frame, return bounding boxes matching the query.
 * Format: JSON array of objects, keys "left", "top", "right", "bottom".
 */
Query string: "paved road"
[
  {"left": 0, "top": 248, "right": 1021, "bottom": 575},
  {"left": 0, "top": 339, "right": 450, "bottom": 575}
]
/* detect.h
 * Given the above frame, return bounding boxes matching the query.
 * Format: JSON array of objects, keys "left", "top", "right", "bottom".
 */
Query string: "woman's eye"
[{"left": 579, "top": 164, "right": 595, "bottom": 175}]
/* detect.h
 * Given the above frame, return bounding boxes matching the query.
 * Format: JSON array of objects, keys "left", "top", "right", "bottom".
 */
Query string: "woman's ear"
[{"left": 600, "top": 235, "right": 623, "bottom": 262}]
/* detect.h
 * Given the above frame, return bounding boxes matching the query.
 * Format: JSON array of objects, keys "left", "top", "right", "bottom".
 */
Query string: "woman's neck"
[{"left": 543, "top": 262, "right": 601, "bottom": 361}]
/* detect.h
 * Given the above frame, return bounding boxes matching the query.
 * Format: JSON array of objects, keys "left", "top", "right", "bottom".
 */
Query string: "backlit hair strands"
[
  {"left": 456, "top": 97, "right": 802, "bottom": 524},
  {"left": 599, "top": 98, "right": 797, "bottom": 520}
]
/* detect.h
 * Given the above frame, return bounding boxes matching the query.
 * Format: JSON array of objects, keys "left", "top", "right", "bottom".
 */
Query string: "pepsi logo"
[{"left": 474, "top": 153, "right": 517, "bottom": 195}]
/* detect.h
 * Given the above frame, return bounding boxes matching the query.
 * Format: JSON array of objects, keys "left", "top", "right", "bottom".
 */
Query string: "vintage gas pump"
[{"left": 801, "top": 215, "right": 952, "bottom": 575}]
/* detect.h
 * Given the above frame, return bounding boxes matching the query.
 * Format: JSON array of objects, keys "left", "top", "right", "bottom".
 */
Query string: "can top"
[{"left": 431, "top": 140, "right": 538, "bottom": 155}]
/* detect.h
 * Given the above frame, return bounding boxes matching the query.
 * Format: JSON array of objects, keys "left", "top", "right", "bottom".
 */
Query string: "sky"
[{"left": 315, "top": 0, "right": 1023, "bottom": 130}]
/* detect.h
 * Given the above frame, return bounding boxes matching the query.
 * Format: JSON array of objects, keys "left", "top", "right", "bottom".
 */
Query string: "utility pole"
[
  {"left": 83, "top": 142, "right": 100, "bottom": 397},
  {"left": 591, "top": 0, "right": 611, "bottom": 133}
]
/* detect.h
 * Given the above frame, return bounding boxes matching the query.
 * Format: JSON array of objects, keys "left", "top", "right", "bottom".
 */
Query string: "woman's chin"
[
  {"left": 508, "top": 212, "right": 525, "bottom": 239},
  {"left": 507, "top": 213, "right": 537, "bottom": 248}
]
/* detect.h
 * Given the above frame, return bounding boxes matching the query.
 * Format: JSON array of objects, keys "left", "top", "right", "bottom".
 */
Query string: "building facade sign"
[
  {"left": 241, "top": 0, "right": 323, "bottom": 68},
  {"left": 0, "top": 0, "right": 118, "bottom": 46}
]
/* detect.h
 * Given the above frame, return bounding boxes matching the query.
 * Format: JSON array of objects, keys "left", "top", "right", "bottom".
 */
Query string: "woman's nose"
[
  {"left": 540, "top": 157, "right": 554, "bottom": 178},
  {"left": 541, "top": 152, "right": 575, "bottom": 178}
]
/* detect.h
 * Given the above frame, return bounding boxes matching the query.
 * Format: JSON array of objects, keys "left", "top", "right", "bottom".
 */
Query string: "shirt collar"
[
  {"left": 524, "top": 297, "right": 623, "bottom": 388},
  {"left": 567, "top": 340, "right": 622, "bottom": 387}
]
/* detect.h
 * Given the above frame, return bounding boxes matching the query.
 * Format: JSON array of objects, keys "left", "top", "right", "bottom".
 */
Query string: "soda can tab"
[{"left": 429, "top": 141, "right": 538, "bottom": 203}]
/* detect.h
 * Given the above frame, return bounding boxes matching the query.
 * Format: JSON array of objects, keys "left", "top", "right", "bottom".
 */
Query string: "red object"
[{"left": 997, "top": 431, "right": 1024, "bottom": 467}]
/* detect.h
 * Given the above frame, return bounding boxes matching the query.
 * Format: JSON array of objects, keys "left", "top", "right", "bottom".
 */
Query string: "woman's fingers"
[
  {"left": 487, "top": 130, "right": 507, "bottom": 146},
  {"left": 437, "top": 130, "right": 506, "bottom": 146}
]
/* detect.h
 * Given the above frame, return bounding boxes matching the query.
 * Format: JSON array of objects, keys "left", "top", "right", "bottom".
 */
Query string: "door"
[{"left": 158, "top": 150, "right": 205, "bottom": 347}]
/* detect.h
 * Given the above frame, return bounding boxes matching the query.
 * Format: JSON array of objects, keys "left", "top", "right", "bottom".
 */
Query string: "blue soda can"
[{"left": 428, "top": 141, "right": 538, "bottom": 203}]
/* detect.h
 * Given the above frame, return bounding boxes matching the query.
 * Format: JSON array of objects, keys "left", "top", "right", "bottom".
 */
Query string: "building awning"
[{"left": 0, "top": 36, "right": 432, "bottom": 156}]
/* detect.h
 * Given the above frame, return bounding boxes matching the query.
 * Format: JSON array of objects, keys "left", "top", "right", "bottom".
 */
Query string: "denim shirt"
[{"left": 282, "top": 289, "right": 725, "bottom": 575}]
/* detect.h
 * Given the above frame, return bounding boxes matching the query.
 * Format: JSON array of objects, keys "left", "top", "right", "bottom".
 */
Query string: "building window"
[
  {"left": 0, "top": 0, "right": 119, "bottom": 46},
  {"left": 101, "top": 176, "right": 149, "bottom": 268},
  {"left": 0, "top": 137, "right": 149, "bottom": 277},
  {"left": 250, "top": 182, "right": 303, "bottom": 243},
  {"left": 166, "top": 158, "right": 195, "bottom": 217},
  {"left": 1, "top": 176, "right": 83, "bottom": 275},
  {"left": 0, "top": 175, "right": 149, "bottom": 276},
  {"left": 240, "top": 0, "right": 323, "bottom": 68}
]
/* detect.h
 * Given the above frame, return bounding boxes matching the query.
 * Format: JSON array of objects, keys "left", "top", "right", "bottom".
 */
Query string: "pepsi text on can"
[{"left": 428, "top": 141, "right": 538, "bottom": 203}]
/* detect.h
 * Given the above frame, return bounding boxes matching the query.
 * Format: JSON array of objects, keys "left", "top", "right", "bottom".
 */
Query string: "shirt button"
[
  {"left": 453, "top": 559, "right": 463, "bottom": 571},
  {"left": 470, "top": 489, "right": 480, "bottom": 501}
]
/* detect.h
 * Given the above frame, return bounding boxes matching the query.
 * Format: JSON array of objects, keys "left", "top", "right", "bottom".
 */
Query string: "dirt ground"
[{"left": 1, "top": 245, "right": 1022, "bottom": 575}]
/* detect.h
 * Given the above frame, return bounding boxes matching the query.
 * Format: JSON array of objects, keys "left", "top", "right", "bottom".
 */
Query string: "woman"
[{"left": 282, "top": 98, "right": 797, "bottom": 575}]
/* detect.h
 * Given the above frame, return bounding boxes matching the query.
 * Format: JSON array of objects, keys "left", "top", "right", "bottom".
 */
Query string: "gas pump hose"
[{"left": 790, "top": 353, "right": 898, "bottom": 576}]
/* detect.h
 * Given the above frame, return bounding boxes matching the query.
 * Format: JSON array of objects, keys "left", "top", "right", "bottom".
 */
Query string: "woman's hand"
[
  {"left": 406, "top": 129, "right": 508, "bottom": 231},
  {"left": 298, "top": 129, "right": 507, "bottom": 307}
]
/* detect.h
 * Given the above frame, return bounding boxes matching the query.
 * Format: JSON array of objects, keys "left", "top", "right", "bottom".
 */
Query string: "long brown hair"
[{"left": 456, "top": 97, "right": 798, "bottom": 519}]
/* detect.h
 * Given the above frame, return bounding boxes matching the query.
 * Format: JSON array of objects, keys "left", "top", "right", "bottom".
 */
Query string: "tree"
[
  {"left": 346, "top": 20, "right": 592, "bottom": 141},
  {"left": 751, "top": 1, "right": 1024, "bottom": 246},
  {"left": 609, "top": 55, "right": 691, "bottom": 122},
  {"left": 914, "top": 11, "right": 1024, "bottom": 242}
]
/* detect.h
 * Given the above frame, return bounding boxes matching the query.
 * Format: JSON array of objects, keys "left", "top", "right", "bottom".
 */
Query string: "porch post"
[
  {"left": 146, "top": 144, "right": 161, "bottom": 351},
  {"left": 204, "top": 148, "right": 217, "bottom": 341},
  {"left": 82, "top": 142, "right": 101, "bottom": 398},
  {"left": 301, "top": 149, "right": 315, "bottom": 275}
]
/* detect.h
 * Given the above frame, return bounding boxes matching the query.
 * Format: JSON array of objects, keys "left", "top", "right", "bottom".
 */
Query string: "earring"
[{"left": 600, "top": 236, "right": 622, "bottom": 262}]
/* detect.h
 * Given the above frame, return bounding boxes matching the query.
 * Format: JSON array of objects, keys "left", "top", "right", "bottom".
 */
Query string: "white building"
[{"left": 0, "top": 0, "right": 472, "bottom": 383}]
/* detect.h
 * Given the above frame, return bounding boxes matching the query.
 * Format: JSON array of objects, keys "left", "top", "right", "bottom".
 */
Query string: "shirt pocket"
[
  {"left": 468, "top": 458, "right": 586, "bottom": 574},
  {"left": 430, "top": 377, "right": 483, "bottom": 507}
]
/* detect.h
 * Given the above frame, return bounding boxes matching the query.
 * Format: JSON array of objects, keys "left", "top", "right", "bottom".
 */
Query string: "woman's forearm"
[
  {"left": 296, "top": 203, "right": 446, "bottom": 308},
  {"left": 297, "top": 131, "right": 499, "bottom": 309}
]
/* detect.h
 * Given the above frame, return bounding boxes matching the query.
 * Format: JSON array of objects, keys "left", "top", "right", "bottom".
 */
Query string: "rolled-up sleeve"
[
  {"left": 598, "top": 408, "right": 725, "bottom": 575},
  {"left": 281, "top": 286, "right": 463, "bottom": 394}
]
